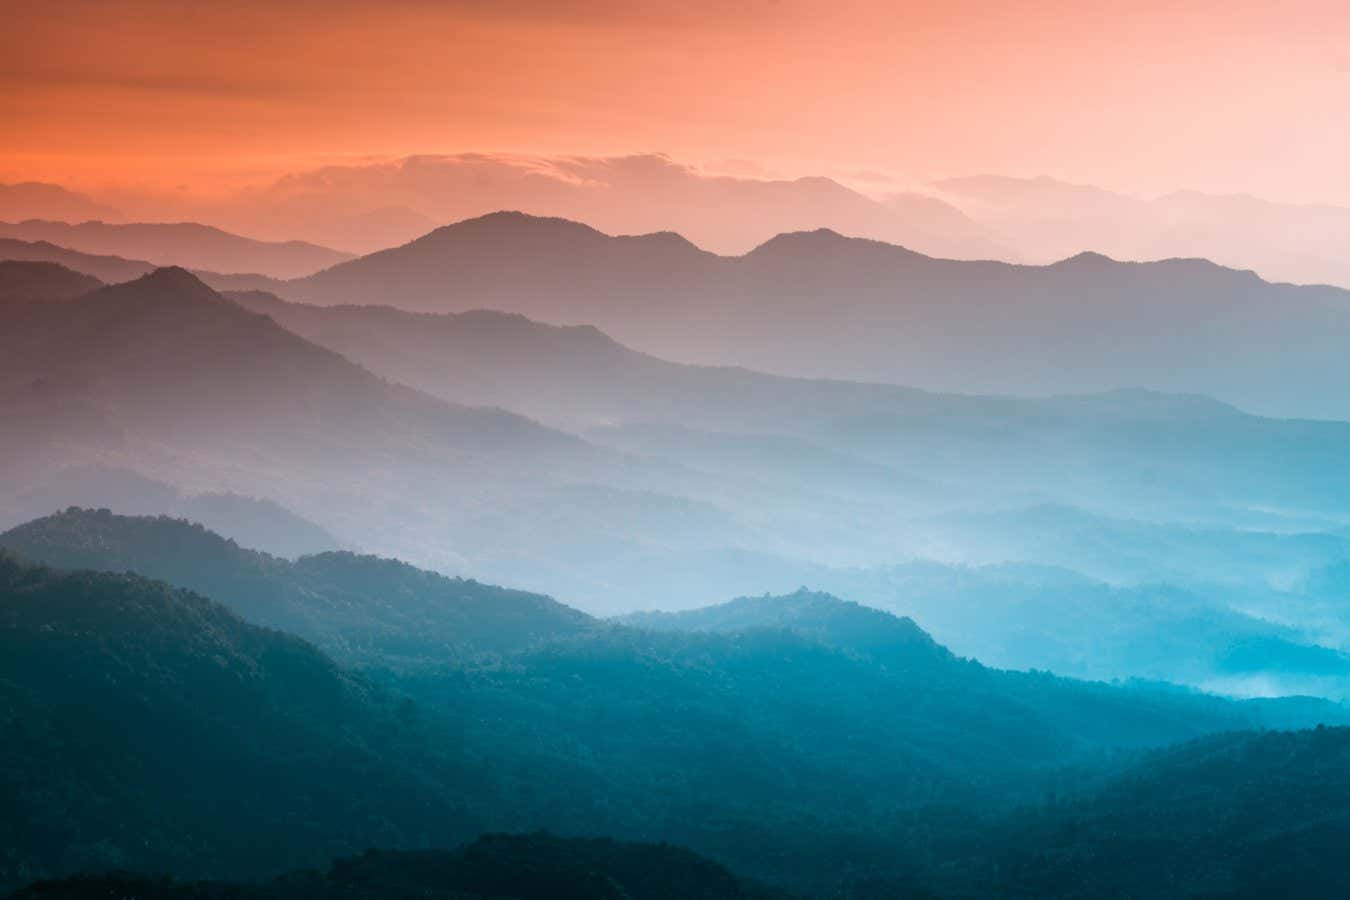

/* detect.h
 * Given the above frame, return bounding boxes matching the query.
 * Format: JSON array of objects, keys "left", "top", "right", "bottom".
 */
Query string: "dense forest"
[
  {"left": 8, "top": 834, "right": 785, "bottom": 900},
  {"left": 5, "top": 513, "right": 1350, "bottom": 897}
]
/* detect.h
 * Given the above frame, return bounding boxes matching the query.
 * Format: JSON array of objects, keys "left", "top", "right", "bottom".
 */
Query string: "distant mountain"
[
  {"left": 277, "top": 211, "right": 1350, "bottom": 420},
  {"left": 0, "top": 241, "right": 293, "bottom": 293},
  {"left": 622, "top": 589, "right": 950, "bottom": 667},
  {"left": 7, "top": 261, "right": 1350, "bottom": 672},
  {"left": 0, "top": 220, "right": 352, "bottom": 278},
  {"left": 228, "top": 152, "right": 1006, "bottom": 258},
  {"left": 0, "top": 182, "right": 121, "bottom": 223},
  {"left": 0, "top": 264, "right": 809, "bottom": 604},
  {"left": 221, "top": 285, "right": 1350, "bottom": 641},
  {"left": 7, "top": 834, "right": 785, "bottom": 900},
  {"left": 799, "top": 560, "right": 1350, "bottom": 698},
  {"left": 288, "top": 211, "right": 719, "bottom": 320},
  {"left": 0, "top": 238, "right": 154, "bottom": 282},
  {"left": 0, "top": 465, "right": 340, "bottom": 558},
  {"left": 0, "top": 261, "right": 100, "bottom": 305},
  {"left": 228, "top": 287, "right": 1350, "bottom": 527},
  {"left": 935, "top": 173, "right": 1350, "bottom": 289},
  {"left": 0, "top": 508, "right": 594, "bottom": 667},
  {"left": 0, "top": 266, "right": 549, "bottom": 444}
]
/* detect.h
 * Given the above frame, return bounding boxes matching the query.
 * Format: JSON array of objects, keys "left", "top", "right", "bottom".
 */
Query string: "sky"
[{"left": 4, "top": 0, "right": 1350, "bottom": 206}]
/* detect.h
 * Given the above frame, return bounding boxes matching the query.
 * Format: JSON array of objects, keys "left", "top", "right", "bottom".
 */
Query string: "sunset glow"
[{"left": 6, "top": 0, "right": 1350, "bottom": 205}]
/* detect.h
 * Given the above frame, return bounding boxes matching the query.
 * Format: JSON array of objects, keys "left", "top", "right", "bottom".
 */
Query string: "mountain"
[
  {"left": 0, "top": 183, "right": 121, "bottom": 223},
  {"left": 228, "top": 288, "right": 1350, "bottom": 533},
  {"left": 0, "top": 239, "right": 154, "bottom": 283},
  {"left": 220, "top": 285, "right": 1350, "bottom": 656},
  {"left": 935, "top": 174, "right": 1350, "bottom": 290},
  {"left": 360, "top": 598, "right": 1350, "bottom": 889},
  {"left": 962, "top": 727, "right": 1350, "bottom": 898},
  {"left": 277, "top": 212, "right": 1350, "bottom": 420},
  {"left": 797, "top": 561, "right": 1350, "bottom": 699},
  {"left": 7, "top": 834, "right": 786, "bottom": 900},
  {"left": 0, "top": 261, "right": 99, "bottom": 305},
  {"left": 0, "top": 553, "right": 486, "bottom": 888},
  {"left": 0, "top": 266, "right": 649, "bottom": 581},
  {"left": 8, "top": 259, "right": 1350, "bottom": 694},
  {"left": 0, "top": 509, "right": 593, "bottom": 668},
  {"left": 222, "top": 152, "right": 1006, "bottom": 258},
  {"left": 622, "top": 589, "right": 951, "bottom": 667},
  {"left": 0, "top": 264, "right": 784, "bottom": 604},
  {"left": 0, "top": 221, "right": 352, "bottom": 279},
  {"left": 0, "top": 240, "right": 297, "bottom": 295},
  {"left": 4, "top": 535, "right": 1348, "bottom": 894},
  {"left": 288, "top": 211, "right": 720, "bottom": 321},
  {"left": 0, "top": 464, "right": 340, "bottom": 558}
]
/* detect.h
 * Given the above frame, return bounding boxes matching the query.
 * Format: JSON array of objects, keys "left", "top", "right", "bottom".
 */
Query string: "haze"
[{"left": 7, "top": 0, "right": 1350, "bottom": 206}]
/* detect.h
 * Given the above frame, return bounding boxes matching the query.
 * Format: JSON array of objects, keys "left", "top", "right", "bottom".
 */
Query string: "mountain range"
[
  {"left": 267, "top": 211, "right": 1350, "bottom": 421},
  {"left": 11, "top": 206, "right": 1350, "bottom": 421},
  {"left": 6, "top": 259, "right": 1350, "bottom": 698},
  {"left": 18, "top": 160, "right": 1350, "bottom": 291}
]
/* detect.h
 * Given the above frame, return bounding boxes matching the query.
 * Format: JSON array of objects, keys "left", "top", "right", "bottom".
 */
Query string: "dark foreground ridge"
[{"left": 6, "top": 833, "right": 785, "bottom": 900}]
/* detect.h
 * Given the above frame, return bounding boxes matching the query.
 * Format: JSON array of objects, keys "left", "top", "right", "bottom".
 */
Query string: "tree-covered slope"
[
  {"left": 961, "top": 727, "right": 1350, "bottom": 899},
  {"left": 0, "top": 553, "right": 489, "bottom": 889},
  {"left": 0, "top": 508, "right": 593, "bottom": 667},
  {"left": 6, "top": 834, "right": 788, "bottom": 900}
]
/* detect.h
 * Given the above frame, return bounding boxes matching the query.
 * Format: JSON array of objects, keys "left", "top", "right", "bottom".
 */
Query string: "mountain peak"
[
  {"left": 82, "top": 265, "right": 229, "bottom": 311},
  {"left": 414, "top": 210, "right": 605, "bottom": 247},
  {"left": 141, "top": 264, "right": 208, "bottom": 287},
  {"left": 1053, "top": 250, "right": 1118, "bottom": 267},
  {"left": 746, "top": 227, "right": 924, "bottom": 262}
]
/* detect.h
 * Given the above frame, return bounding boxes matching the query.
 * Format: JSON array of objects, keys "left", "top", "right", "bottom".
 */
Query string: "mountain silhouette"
[
  {"left": 0, "top": 266, "right": 649, "bottom": 580},
  {"left": 0, "top": 238, "right": 155, "bottom": 283},
  {"left": 278, "top": 212, "right": 1350, "bottom": 420},
  {"left": 0, "top": 220, "right": 352, "bottom": 278},
  {"left": 0, "top": 261, "right": 100, "bottom": 305}
]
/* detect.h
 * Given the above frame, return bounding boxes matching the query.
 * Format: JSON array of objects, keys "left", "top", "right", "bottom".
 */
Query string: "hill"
[
  {"left": 622, "top": 589, "right": 950, "bottom": 666},
  {"left": 965, "top": 727, "right": 1350, "bottom": 898},
  {"left": 0, "top": 509, "right": 593, "bottom": 667},
  {"left": 6, "top": 834, "right": 787, "bottom": 900},
  {"left": 0, "top": 220, "right": 351, "bottom": 278},
  {"left": 0, "top": 239, "right": 153, "bottom": 283},
  {"left": 0, "top": 465, "right": 340, "bottom": 558},
  {"left": 0, "top": 261, "right": 99, "bottom": 305},
  {"left": 0, "top": 553, "right": 486, "bottom": 888}
]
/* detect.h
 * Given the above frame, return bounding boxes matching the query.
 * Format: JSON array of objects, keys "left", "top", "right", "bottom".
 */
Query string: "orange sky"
[{"left": 4, "top": 0, "right": 1350, "bottom": 204}]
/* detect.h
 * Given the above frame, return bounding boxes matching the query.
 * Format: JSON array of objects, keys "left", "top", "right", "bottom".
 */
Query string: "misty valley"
[{"left": 4, "top": 212, "right": 1350, "bottom": 899}]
